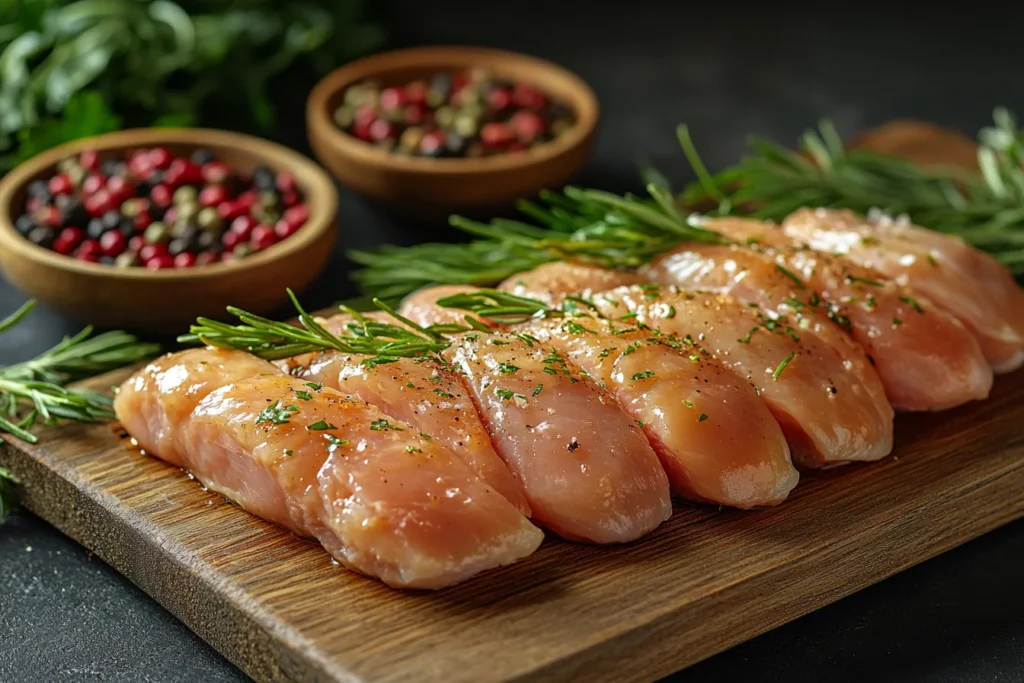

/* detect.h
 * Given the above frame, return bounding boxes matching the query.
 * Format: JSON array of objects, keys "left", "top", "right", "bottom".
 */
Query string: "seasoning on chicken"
[
  {"left": 114, "top": 348, "right": 544, "bottom": 590},
  {"left": 711, "top": 210, "right": 1024, "bottom": 373},
  {"left": 641, "top": 241, "right": 994, "bottom": 412}
]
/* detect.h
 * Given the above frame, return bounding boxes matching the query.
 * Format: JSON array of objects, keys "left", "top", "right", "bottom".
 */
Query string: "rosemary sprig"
[
  {"left": 433, "top": 289, "right": 563, "bottom": 325},
  {"left": 347, "top": 186, "right": 722, "bottom": 306},
  {"left": 679, "top": 108, "right": 1024, "bottom": 274},
  {"left": 181, "top": 289, "right": 451, "bottom": 361},
  {"left": 0, "top": 301, "right": 160, "bottom": 445}
]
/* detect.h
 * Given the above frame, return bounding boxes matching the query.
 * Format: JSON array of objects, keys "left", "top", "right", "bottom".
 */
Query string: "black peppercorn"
[
  {"left": 101, "top": 210, "right": 121, "bottom": 231},
  {"left": 190, "top": 148, "right": 215, "bottom": 165},
  {"left": 100, "top": 160, "right": 124, "bottom": 177},
  {"left": 118, "top": 217, "right": 136, "bottom": 237},
  {"left": 15, "top": 214, "right": 35, "bottom": 236},
  {"left": 251, "top": 165, "right": 276, "bottom": 191},
  {"left": 99, "top": 256, "right": 116, "bottom": 266},
  {"left": 60, "top": 200, "right": 89, "bottom": 227},
  {"left": 444, "top": 133, "right": 469, "bottom": 157},
  {"left": 87, "top": 218, "right": 108, "bottom": 240},
  {"left": 167, "top": 238, "right": 189, "bottom": 257},
  {"left": 27, "top": 226, "right": 56, "bottom": 247},
  {"left": 27, "top": 179, "right": 50, "bottom": 199},
  {"left": 195, "top": 230, "right": 219, "bottom": 251}
]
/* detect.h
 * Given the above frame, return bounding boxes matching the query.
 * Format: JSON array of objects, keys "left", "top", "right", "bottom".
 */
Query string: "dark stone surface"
[{"left": 3, "top": 2, "right": 1024, "bottom": 681}]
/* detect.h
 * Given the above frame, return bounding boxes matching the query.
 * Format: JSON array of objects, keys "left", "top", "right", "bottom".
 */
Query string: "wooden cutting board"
[{"left": 2, "top": 122, "right": 1022, "bottom": 682}]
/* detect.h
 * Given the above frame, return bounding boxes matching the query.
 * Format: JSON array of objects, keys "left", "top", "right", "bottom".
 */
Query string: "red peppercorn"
[
  {"left": 480, "top": 122, "right": 516, "bottom": 148},
  {"left": 510, "top": 110, "right": 546, "bottom": 144},
  {"left": 369, "top": 119, "right": 397, "bottom": 143},
  {"left": 352, "top": 120, "right": 374, "bottom": 142},
  {"left": 487, "top": 86, "right": 514, "bottom": 111},
  {"left": 128, "top": 151, "right": 153, "bottom": 179},
  {"left": 79, "top": 150, "right": 100, "bottom": 172},
  {"left": 128, "top": 235, "right": 145, "bottom": 253},
  {"left": 77, "top": 239, "right": 102, "bottom": 259},
  {"left": 507, "top": 142, "right": 527, "bottom": 153},
  {"left": 107, "top": 176, "right": 135, "bottom": 202},
  {"left": 148, "top": 147, "right": 173, "bottom": 170},
  {"left": 512, "top": 83, "right": 547, "bottom": 110},
  {"left": 221, "top": 229, "right": 245, "bottom": 251},
  {"left": 195, "top": 250, "right": 220, "bottom": 267},
  {"left": 139, "top": 243, "right": 168, "bottom": 263},
  {"left": 134, "top": 210, "right": 153, "bottom": 231},
  {"left": 451, "top": 71, "right": 470, "bottom": 95},
  {"left": 173, "top": 252, "right": 196, "bottom": 268},
  {"left": 53, "top": 227, "right": 85, "bottom": 255},
  {"left": 82, "top": 173, "right": 106, "bottom": 196},
  {"left": 275, "top": 171, "right": 296, "bottom": 193},
  {"left": 274, "top": 218, "right": 301, "bottom": 239},
  {"left": 379, "top": 86, "right": 407, "bottom": 111},
  {"left": 48, "top": 173, "right": 74, "bottom": 196},
  {"left": 405, "top": 80, "right": 428, "bottom": 105},
  {"left": 202, "top": 161, "right": 231, "bottom": 185},
  {"left": 150, "top": 183, "right": 173, "bottom": 209},
  {"left": 145, "top": 253, "right": 175, "bottom": 270},
  {"left": 281, "top": 204, "right": 309, "bottom": 231},
  {"left": 250, "top": 225, "right": 277, "bottom": 251},
  {"left": 163, "top": 207, "right": 178, "bottom": 225},
  {"left": 25, "top": 197, "right": 44, "bottom": 214},
  {"left": 280, "top": 188, "right": 300, "bottom": 208},
  {"left": 77, "top": 253, "right": 100, "bottom": 264},
  {"left": 217, "top": 200, "right": 246, "bottom": 222},
  {"left": 164, "top": 158, "right": 203, "bottom": 187},
  {"left": 229, "top": 215, "right": 257, "bottom": 238},
  {"left": 198, "top": 184, "right": 227, "bottom": 208},
  {"left": 404, "top": 103, "right": 428, "bottom": 126},
  {"left": 235, "top": 191, "right": 257, "bottom": 211},
  {"left": 354, "top": 105, "right": 378, "bottom": 127},
  {"left": 99, "top": 230, "right": 126, "bottom": 257}
]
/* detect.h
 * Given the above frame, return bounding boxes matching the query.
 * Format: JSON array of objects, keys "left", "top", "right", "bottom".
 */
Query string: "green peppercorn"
[
  {"left": 333, "top": 105, "right": 355, "bottom": 129},
  {"left": 196, "top": 207, "right": 222, "bottom": 231},
  {"left": 434, "top": 106, "right": 456, "bottom": 129},
  {"left": 173, "top": 186, "right": 197, "bottom": 205},
  {"left": 233, "top": 243, "right": 253, "bottom": 259},
  {"left": 453, "top": 113, "right": 479, "bottom": 138},
  {"left": 551, "top": 118, "right": 574, "bottom": 137},
  {"left": 114, "top": 252, "right": 140, "bottom": 268},
  {"left": 425, "top": 88, "right": 446, "bottom": 109},
  {"left": 400, "top": 127, "right": 425, "bottom": 152},
  {"left": 120, "top": 198, "right": 145, "bottom": 218},
  {"left": 176, "top": 201, "right": 199, "bottom": 222},
  {"left": 259, "top": 191, "right": 280, "bottom": 210},
  {"left": 144, "top": 222, "right": 170, "bottom": 244}
]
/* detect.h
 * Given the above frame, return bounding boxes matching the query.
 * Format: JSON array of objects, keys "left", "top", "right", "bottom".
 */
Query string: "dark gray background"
[{"left": 2, "top": 2, "right": 1024, "bottom": 681}]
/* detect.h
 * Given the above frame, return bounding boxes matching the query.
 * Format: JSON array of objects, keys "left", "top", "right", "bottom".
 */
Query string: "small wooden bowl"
[
  {"left": 306, "top": 46, "right": 599, "bottom": 219},
  {"left": 0, "top": 128, "right": 338, "bottom": 335}
]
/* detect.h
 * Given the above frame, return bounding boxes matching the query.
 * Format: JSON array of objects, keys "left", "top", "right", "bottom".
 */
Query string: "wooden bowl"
[
  {"left": 0, "top": 128, "right": 338, "bottom": 335},
  {"left": 306, "top": 45, "right": 599, "bottom": 219}
]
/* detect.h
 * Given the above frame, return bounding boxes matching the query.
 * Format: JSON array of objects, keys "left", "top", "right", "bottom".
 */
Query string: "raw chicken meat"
[
  {"left": 115, "top": 348, "right": 543, "bottom": 589},
  {"left": 641, "top": 240, "right": 994, "bottom": 412}
]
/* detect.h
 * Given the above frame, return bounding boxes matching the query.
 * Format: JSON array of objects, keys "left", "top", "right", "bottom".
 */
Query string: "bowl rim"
[
  {"left": 0, "top": 127, "right": 339, "bottom": 282},
  {"left": 306, "top": 44, "right": 600, "bottom": 175}
]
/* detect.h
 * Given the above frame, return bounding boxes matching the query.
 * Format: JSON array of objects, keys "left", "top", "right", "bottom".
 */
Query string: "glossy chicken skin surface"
[
  {"left": 642, "top": 242, "right": 994, "bottom": 412},
  {"left": 499, "top": 261, "right": 644, "bottom": 306},
  {"left": 595, "top": 285, "right": 894, "bottom": 467},
  {"left": 715, "top": 210, "right": 1024, "bottom": 373},
  {"left": 524, "top": 315, "right": 798, "bottom": 507},
  {"left": 282, "top": 348, "right": 532, "bottom": 516},
  {"left": 115, "top": 348, "right": 543, "bottom": 590}
]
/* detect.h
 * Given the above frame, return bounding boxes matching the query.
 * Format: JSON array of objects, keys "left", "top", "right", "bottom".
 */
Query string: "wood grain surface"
[
  {"left": 2, "top": 363, "right": 1023, "bottom": 683},
  {"left": 2, "top": 121, "right": 1020, "bottom": 683}
]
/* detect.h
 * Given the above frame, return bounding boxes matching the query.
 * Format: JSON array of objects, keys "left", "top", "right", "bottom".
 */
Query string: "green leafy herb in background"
[{"left": 0, "top": 0, "right": 384, "bottom": 169}]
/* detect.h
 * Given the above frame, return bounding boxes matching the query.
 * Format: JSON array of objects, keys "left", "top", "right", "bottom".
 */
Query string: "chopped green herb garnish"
[
  {"left": 683, "top": 399, "right": 694, "bottom": 408},
  {"left": 622, "top": 342, "right": 641, "bottom": 356},
  {"left": 664, "top": 305, "right": 676, "bottom": 318},
  {"left": 324, "top": 434, "right": 349, "bottom": 452},
  {"left": 738, "top": 327, "right": 759, "bottom": 344},
  {"left": 776, "top": 264, "right": 806, "bottom": 289},
  {"left": 845, "top": 275, "right": 884, "bottom": 287},
  {"left": 491, "top": 339, "right": 509, "bottom": 346},
  {"left": 405, "top": 381, "right": 415, "bottom": 389},
  {"left": 532, "top": 384, "right": 543, "bottom": 396},
  {"left": 429, "top": 375, "right": 442, "bottom": 384},
  {"left": 361, "top": 356, "right": 397, "bottom": 369},
  {"left": 772, "top": 351, "right": 796, "bottom": 380},
  {"left": 419, "top": 432, "right": 432, "bottom": 440},
  {"left": 294, "top": 390, "right": 312, "bottom": 401},
  {"left": 498, "top": 363, "right": 519, "bottom": 374},
  {"left": 515, "top": 333, "right": 539, "bottom": 347},
  {"left": 900, "top": 296, "right": 924, "bottom": 313},
  {"left": 307, "top": 420, "right": 338, "bottom": 431},
  {"left": 620, "top": 312, "right": 639, "bottom": 321},
  {"left": 283, "top": 449, "right": 293, "bottom": 457},
  {"left": 927, "top": 253, "right": 938, "bottom": 266},
  {"left": 304, "top": 382, "right": 322, "bottom": 392},
  {"left": 405, "top": 445, "right": 422, "bottom": 454},
  {"left": 689, "top": 354, "right": 700, "bottom": 363},
  {"left": 698, "top": 413, "right": 709, "bottom": 422},
  {"left": 598, "top": 347, "right": 615, "bottom": 358},
  {"left": 631, "top": 371, "right": 655, "bottom": 380},
  {"left": 636, "top": 420, "right": 646, "bottom": 427},
  {"left": 562, "top": 320, "right": 590, "bottom": 334},
  {"left": 255, "top": 401, "right": 298, "bottom": 426},
  {"left": 432, "top": 389, "right": 455, "bottom": 399},
  {"left": 892, "top": 317, "right": 903, "bottom": 327},
  {"left": 370, "top": 419, "right": 402, "bottom": 431}
]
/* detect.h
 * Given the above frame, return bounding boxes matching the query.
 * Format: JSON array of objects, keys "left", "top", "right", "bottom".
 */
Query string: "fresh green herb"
[
  {"left": 369, "top": 419, "right": 402, "bottom": 431},
  {"left": 636, "top": 420, "right": 646, "bottom": 427},
  {"left": 432, "top": 389, "right": 455, "bottom": 399},
  {"left": 698, "top": 413, "right": 709, "bottom": 422},
  {"left": 324, "top": 434, "right": 349, "bottom": 452},
  {"left": 738, "top": 327, "right": 759, "bottom": 344},
  {"left": 775, "top": 264, "right": 806, "bottom": 289},
  {"left": 683, "top": 399, "right": 694, "bottom": 408},
  {"left": 772, "top": 352, "right": 796, "bottom": 380},
  {"left": 892, "top": 317, "right": 903, "bottom": 327},
  {"left": 561, "top": 320, "right": 590, "bottom": 334},
  {"left": 0, "top": 1, "right": 383, "bottom": 168},
  {"left": 622, "top": 342, "right": 641, "bottom": 356},
  {"left": 664, "top": 305, "right": 677, "bottom": 318},
  {"left": 307, "top": 420, "right": 337, "bottom": 431},
  {"left": 631, "top": 371, "right": 655, "bottom": 381},
  {"left": 405, "top": 445, "right": 422, "bottom": 454},
  {"left": 0, "top": 301, "right": 158, "bottom": 447},
  {"left": 689, "top": 354, "right": 700, "bottom": 363},
  {"left": 429, "top": 375, "right": 442, "bottom": 384},
  {"left": 620, "top": 312, "right": 639, "bottom": 321},
  {"left": 532, "top": 384, "right": 544, "bottom": 396},
  {"left": 490, "top": 339, "right": 509, "bottom": 346},
  {"left": 418, "top": 432, "right": 432, "bottom": 440},
  {"left": 283, "top": 449, "right": 293, "bottom": 457},
  {"left": 900, "top": 296, "right": 924, "bottom": 313},
  {"left": 598, "top": 347, "right": 616, "bottom": 358},
  {"left": 846, "top": 275, "right": 884, "bottom": 287},
  {"left": 294, "top": 390, "right": 312, "bottom": 401},
  {"left": 305, "top": 382, "right": 323, "bottom": 392},
  {"left": 498, "top": 363, "right": 519, "bottom": 374},
  {"left": 255, "top": 401, "right": 298, "bottom": 426},
  {"left": 362, "top": 356, "right": 398, "bottom": 369},
  {"left": 405, "top": 381, "right": 415, "bottom": 389}
]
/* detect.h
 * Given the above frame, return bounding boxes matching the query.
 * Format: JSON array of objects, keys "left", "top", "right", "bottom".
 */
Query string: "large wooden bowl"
[
  {"left": 0, "top": 128, "right": 338, "bottom": 335},
  {"left": 306, "top": 45, "right": 599, "bottom": 220}
]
